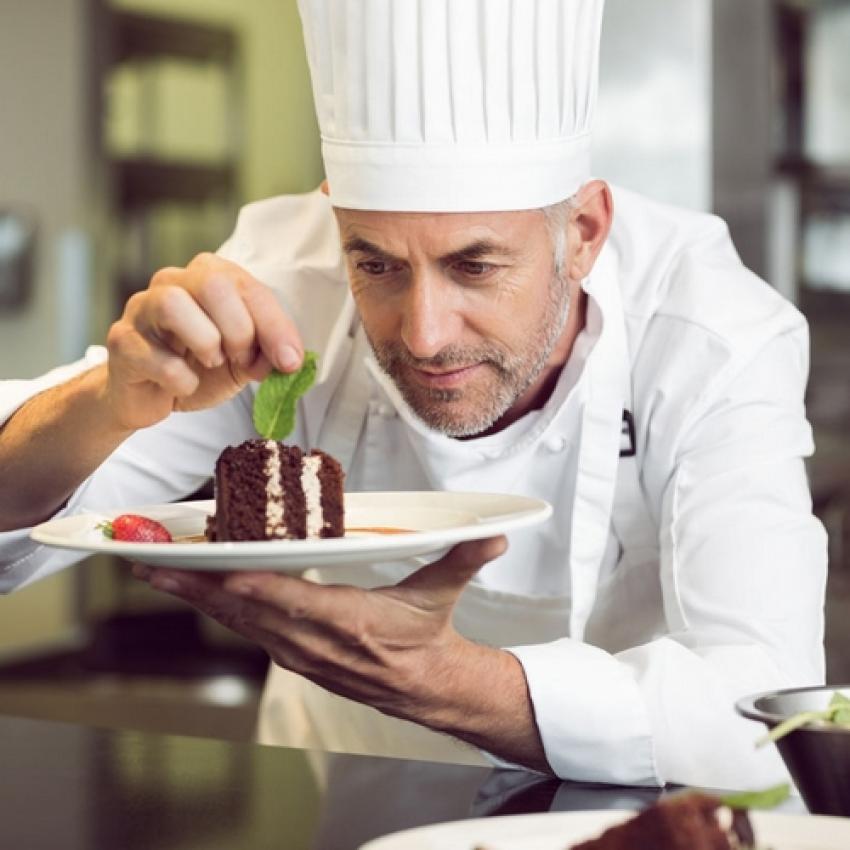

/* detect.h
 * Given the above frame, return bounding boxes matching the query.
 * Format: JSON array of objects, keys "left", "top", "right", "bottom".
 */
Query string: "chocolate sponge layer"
[
  {"left": 208, "top": 439, "right": 345, "bottom": 542},
  {"left": 213, "top": 440, "right": 274, "bottom": 542},
  {"left": 313, "top": 449, "right": 344, "bottom": 537}
]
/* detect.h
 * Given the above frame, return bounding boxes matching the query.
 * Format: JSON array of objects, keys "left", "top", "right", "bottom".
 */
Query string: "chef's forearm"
[
  {"left": 410, "top": 638, "right": 551, "bottom": 773},
  {"left": 0, "top": 365, "right": 132, "bottom": 530}
]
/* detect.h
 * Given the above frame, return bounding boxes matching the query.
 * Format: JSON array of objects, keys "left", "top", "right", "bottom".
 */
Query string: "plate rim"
[
  {"left": 29, "top": 490, "right": 553, "bottom": 569},
  {"left": 357, "top": 808, "right": 850, "bottom": 849}
]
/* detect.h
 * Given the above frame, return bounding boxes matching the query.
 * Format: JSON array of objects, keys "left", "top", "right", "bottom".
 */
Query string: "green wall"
[{"left": 113, "top": 0, "right": 324, "bottom": 203}]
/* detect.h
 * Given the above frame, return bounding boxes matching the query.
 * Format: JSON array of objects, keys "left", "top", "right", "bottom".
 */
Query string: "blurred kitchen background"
[{"left": 0, "top": 0, "right": 848, "bottom": 741}]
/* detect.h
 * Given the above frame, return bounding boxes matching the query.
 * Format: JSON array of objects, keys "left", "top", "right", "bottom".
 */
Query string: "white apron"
[{"left": 255, "top": 249, "right": 658, "bottom": 766}]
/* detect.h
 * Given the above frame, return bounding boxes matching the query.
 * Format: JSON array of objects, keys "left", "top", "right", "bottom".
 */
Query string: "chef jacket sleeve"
[
  {"left": 0, "top": 349, "right": 262, "bottom": 591},
  {"left": 507, "top": 323, "right": 827, "bottom": 790},
  {"left": 0, "top": 194, "right": 326, "bottom": 591}
]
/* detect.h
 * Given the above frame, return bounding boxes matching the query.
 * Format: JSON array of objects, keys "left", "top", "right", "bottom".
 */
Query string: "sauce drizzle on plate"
[
  {"left": 172, "top": 528, "right": 414, "bottom": 544},
  {"left": 174, "top": 534, "right": 208, "bottom": 544}
]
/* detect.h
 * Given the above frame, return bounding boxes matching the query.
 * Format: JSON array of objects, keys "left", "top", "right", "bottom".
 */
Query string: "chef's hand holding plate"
[{"left": 130, "top": 534, "right": 553, "bottom": 771}]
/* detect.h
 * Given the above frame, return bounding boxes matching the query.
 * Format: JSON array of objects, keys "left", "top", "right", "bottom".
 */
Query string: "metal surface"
[{"left": 737, "top": 684, "right": 850, "bottom": 816}]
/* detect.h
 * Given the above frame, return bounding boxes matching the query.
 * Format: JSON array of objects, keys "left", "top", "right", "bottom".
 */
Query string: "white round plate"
[
  {"left": 358, "top": 809, "right": 850, "bottom": 850},
  {"left": 30, "top": 491, "right": 552, "bottom": 572}
]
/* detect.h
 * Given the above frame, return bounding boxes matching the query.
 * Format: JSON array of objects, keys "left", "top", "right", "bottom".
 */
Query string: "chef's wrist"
[
  {"left": 82, "top": 363, "right": 130, "bottom": 433},
  {"left": 98, "top": 363, "right": 168, "bottom": 438},
  {"left": 411, "top": 637, "right": 550, "bottom": 773}
]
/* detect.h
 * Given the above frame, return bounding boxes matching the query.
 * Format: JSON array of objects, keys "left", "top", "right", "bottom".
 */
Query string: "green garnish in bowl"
[{"left": 757, "top": 691, "right": 850, "bottom": 746}]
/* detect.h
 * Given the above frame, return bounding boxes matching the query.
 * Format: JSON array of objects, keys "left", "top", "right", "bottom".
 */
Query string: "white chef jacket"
[{"left": 0, "top": 186, "right": 827, "bottom": 791}]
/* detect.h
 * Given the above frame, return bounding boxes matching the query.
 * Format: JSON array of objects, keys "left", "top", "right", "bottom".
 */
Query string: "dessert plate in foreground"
[
  {"left": 30, "top": 491, "right": 552, "bottom": 572},
  {"left": 358, "top": 809, "right": 850, "bottom": 850}
]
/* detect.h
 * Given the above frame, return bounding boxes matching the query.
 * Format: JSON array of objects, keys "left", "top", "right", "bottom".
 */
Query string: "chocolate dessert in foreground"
[
  {"left": 569, "top": 792, "right": 756, "bottom": 850},
  {"left": 207, "top": 439, "right": 344, "bottom": 542}
]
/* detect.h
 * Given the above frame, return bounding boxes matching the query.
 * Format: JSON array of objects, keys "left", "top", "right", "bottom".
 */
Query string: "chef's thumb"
[{"left": 397, "top": 535, "right": 508, "bottom": 610}]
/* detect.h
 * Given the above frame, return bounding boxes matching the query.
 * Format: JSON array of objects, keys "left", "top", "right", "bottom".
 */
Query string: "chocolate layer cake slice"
[
  {"left": 208, "top": 439, "right": 344, "bottom": 542},
  {"left": 570, "top": 792, "right": 756, "bottom": 850}
]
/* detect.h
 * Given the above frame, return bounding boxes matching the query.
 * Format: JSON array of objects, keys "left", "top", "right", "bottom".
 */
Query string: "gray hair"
[{"left": 542, "top": 194, "right": 580, "bottom": 279}]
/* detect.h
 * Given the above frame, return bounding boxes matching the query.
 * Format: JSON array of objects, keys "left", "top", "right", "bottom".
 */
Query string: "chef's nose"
[{"left": 400, "top": 272, "right": 462, "bottom": 360}]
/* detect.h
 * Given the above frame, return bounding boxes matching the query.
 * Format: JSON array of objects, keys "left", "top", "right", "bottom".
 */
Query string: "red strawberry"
[{"left": 100, "top": 514, "right": 172, "bottom": 543}]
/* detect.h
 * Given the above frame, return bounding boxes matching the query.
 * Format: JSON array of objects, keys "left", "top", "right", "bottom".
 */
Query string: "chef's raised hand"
[
  {"left": 0, "top": 249, "right": 303, "bottom": 530},
  {"left": 132, "top": 534, "right": 547, "bottom": 771},
  {"left": 105, "top": 253, "right": 303, "bottom": 431}
]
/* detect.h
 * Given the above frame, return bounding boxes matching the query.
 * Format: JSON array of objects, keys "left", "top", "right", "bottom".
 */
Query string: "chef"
[{"left": 0, "top": 0, "right": 827, "bottom": 790}]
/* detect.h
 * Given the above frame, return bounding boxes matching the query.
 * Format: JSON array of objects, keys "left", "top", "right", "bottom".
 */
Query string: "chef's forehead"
[
  {"left": 332, "top": 206, "right": 555, "bottom": 257},
  {"left": 298, "top": 0, "right": 605, "bottom": 214}
]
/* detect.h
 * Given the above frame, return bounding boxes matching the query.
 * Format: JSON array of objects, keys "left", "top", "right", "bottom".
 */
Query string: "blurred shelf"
[
  {"left": 113, "top": 157, "right": 236, "bottom": 209},
  {"left": 776, "top": 157, "right": 850, "bottom": 201},
  {"left": 0, "top": 609, "right": 268, "bottom": 683},
  {"left": 104, "top": 10, "right": 242, "bottom": 309},
  {"left": 111, "top": 10, "right": 237, "bottom": 65}
]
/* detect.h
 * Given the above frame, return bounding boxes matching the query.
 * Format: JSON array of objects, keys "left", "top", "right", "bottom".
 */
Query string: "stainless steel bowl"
[{"left": 736, "top": 684, "right": 850, "bottom": 816}]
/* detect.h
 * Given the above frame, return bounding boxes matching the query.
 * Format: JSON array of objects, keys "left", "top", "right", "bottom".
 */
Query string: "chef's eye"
[
  {"left": 455, "top": 260, "right": 492, "bottom": 277},
  {"left": 357, "top": 259, "right": 394, "bottom": 276}
]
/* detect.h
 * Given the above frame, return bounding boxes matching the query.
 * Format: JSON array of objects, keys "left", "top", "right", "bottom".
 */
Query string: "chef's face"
[{"left": 335, "top": 206, "right": 577, "bottom": 438}]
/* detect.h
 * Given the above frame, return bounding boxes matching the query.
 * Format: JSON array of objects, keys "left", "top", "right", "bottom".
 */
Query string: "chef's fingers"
[
  {"left": 138, "top": 565, "right": 331, "bottom": 633},
  {"left": 149, "top": 256, "right": 304, "bottom": 374},
  {"left": 107, "top": 325, "right": 200, "bottom": 397},
  {"left": 134, "top": 565, "right": 273, "bottom": 642},
  {"left": 182, "top": 253, "right": 304, "bottom": 373},
  {"left": 131, "top": 283, "right": 226, "bottom": 370},
  {"left": 192, "top": 273, "right": 260, "bottom": 369},
  {"left": 393, "top": 536, "right": 508, "bottom": 610},
  {"left": 134, "top": 565, "right": 224, "bottom": 599},
  {"left": 135, "top": 566, "right": 346, "bottom": 674},
  {"left": 240, "top": 277, "right": 305, "bottom": 373},
  {"left": 222, "top": 571, "right": 362, "bottom": 629},
  {"left": 226, "top": 541, "right": 510, "bottom": 626},
  {"left": 221, "top": 573, "right": 415, "bottom": 672},
  {"left": 237, "top": 349, "right": 274, "bottom": 384},
  {"left": 212, "top": 589, "right": 399, "bottom": 691},
  {"left": 180, "top": 257, "right": 273, "bottom": 371},
  {"left": 136, "top": 566, "right": 308, "bottom": 630}
]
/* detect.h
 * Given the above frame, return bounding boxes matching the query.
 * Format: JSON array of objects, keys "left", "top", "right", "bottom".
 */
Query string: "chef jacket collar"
[
  {"left": 567, "top": 241, "right": 632, "bottom": 639},
  {"left": 363, "top": 322, "right": 595, "bottom": 466},
  {"left": 362, "top": 240, "right": 626, "bottom": 465}
]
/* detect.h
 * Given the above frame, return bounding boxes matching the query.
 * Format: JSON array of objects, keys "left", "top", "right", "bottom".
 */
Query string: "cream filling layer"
[
  {"left": 301, "top": 454, "right": 324, "bottom": 538},
  {"left": 264, "top": 440, "right": 287, "bottom": 538}
]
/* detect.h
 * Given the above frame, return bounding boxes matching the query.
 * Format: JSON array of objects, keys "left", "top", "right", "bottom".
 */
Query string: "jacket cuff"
[
  {"left": 0, "top": 346, "right": 107, "bottom": 427},
  {"left": 0, "top": 476, "right": 96, "bottom": 591},
  {"left": 507, "top": 638, "right": 661, "bottom": 785}
]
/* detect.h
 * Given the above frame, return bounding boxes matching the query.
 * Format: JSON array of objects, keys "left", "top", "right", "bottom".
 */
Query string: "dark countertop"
[
  {"left": 0, "top": 712, "right": 805, "bottom": 850},
  {"left": 0, "top": 712, "right": 654, "bottom": 850}
]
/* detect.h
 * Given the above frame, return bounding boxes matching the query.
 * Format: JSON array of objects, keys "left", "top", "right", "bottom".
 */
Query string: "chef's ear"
[
  {"left": 319, "top": 179, "right": 330, "bottom": 196},
  {"left": 565, "top": 180, "right": 613, "bottom": 281}
]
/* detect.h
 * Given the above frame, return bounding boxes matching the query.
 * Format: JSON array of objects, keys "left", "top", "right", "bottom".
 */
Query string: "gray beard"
[{"left": 368, "top": 274, "right": 571, "bottom": 438}]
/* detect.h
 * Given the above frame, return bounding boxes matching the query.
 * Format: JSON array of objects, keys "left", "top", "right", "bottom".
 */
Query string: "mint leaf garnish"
[
  {"left": 719, "top": 782, "right": 790, "bottom": 810},
  {"left": 252, "top": 351, "right": 317, "bottom": 440}
]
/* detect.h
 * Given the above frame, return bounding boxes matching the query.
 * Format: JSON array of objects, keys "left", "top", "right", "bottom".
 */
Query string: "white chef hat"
[{"left": 296, "top": 0, "right": 605, "bottom": 212}]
